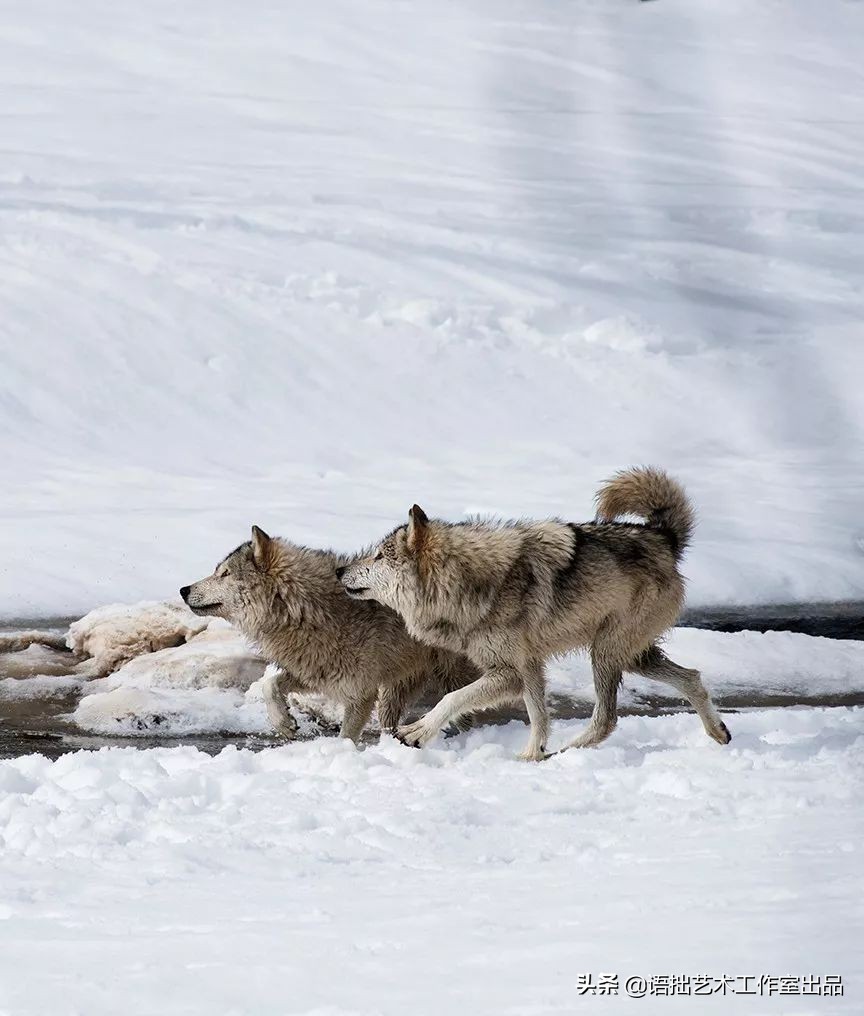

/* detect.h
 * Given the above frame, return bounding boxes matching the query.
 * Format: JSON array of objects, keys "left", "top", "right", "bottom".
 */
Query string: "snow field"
[
  {"left": 0, "top": 706, "right": 861, "bottom": 1015},
  {"left": 2, "top": 0, "right": 864, "bottom": 616}
]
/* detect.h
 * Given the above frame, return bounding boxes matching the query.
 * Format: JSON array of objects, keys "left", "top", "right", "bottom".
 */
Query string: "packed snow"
[
  {"left": 0, "top": 707, "right": 861, "bottom": 1015},
  {"left": 1, "top": 0, "right": 864, "bottom": 618}
]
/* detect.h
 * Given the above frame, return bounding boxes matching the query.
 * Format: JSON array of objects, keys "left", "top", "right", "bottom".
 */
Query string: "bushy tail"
[{"left": 594, "top": 466, "right": 695, "bottom": 559}]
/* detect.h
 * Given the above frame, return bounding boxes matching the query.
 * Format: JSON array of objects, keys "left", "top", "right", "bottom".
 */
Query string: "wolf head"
[
  {"left": 181, "top": 527, "right": 341, "bottom": 636},
  {"left": 180, "top": 526, "right": 286, "bottom": 630},
  {"left": 337, "top": 506, "right": 430, "bottom": 611}
]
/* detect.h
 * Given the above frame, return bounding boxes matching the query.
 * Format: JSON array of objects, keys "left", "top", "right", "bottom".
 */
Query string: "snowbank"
[
  {"left": 66, "top": 615, "right": 341, "bottom": 737},
  {"left": 0, "top": 707, "right": 860, "bottom": 1014},
  {"left": 78, "top": 620, "right": 266, "bottom": 692},
  {"left": 72, "top": 685, "right": 268, "bottom": 737},
  {"left": 550, "top": 627, "right": 864, "bottom": 705},
  {"left": 67, "top": 601, "right": 209, "bottom": 676},
  {"left": 2, "top": 0, "right": 864, "bottom": 617},
  {"left": 71, "top": 623, "right": 268, "bottom": 735}
]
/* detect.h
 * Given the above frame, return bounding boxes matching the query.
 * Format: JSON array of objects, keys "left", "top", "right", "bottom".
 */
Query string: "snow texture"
[
  {"left": 0, "top": 707, "right": 861, "bottom": 1015},
  {"left": 66, "top": 601, "right": 209, "bottom": 676},
  {"left": 1, "top": 0, "right": 864, "bottom": 618}
]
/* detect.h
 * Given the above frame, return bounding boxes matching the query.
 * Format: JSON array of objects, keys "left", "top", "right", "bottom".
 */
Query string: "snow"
[
  {"left": 1, "top": 5, "right": 861, "bottom": 1009},
  {"left": 0, "top": 602, "right": 345, "bottom": 736},
  {"left": 549, "top": 626, "right": 864, "bottom": 705},
  {"left": 2, "top": 0, "right": 864, "bottom": 618},
  {"left": 66, "top": 601, "right": 209, "bottom": 676},
  {"left": 70, "top": 623, "right": 269, "bottom": 736},
  {"left": 76, "top": 617, "right": 264, "bottom": 691},
  {"left": 0, "top": 707, "right": 861, "bottom": 1014}
]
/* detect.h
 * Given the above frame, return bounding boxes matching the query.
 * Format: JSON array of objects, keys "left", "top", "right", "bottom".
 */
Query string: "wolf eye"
[{"left": 374, "top": 552, "right": 384, "bottom": 562}]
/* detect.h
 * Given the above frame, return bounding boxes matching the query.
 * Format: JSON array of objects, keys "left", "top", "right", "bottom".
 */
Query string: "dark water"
[
  {"left": 682, "top": 601, "right": 864, "bottom": 641},
  {"left": 6, "top": 601, "right": 862, "bottom": 643},
  {"left": 2, "top": 602, "right": 862, "bottom": 759}
]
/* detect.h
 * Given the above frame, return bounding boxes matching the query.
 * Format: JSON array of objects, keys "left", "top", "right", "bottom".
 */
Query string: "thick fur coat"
[
  {"left": 339, "top": 467, "right": 730, "bottom": 758},
  {"left": 182, "top": 528, "right": 477, "bottom": 741}
]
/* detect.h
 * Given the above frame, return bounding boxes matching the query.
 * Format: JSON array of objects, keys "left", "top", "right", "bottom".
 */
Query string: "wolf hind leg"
[
  {"left": 630, "top": 645, "right": 731, "bottom": 744},
  {"left": 564, "top": 632, "right": 623, "bottom": 750},
  {"left": 449, "top": 713, "right": 476, "bottom": 734}
]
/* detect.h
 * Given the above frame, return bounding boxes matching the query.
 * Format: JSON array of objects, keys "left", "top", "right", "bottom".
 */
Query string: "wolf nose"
[
  {"left": 179, "top": 586, "right": 191, "bottom": 602},
  {"left": 335, "top": 566, "right": 347, "bottom": 580}
]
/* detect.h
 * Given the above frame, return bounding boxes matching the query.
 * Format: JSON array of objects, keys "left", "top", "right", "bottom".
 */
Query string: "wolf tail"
[{"left": 594, "top": 466, "right": 695, "bottom": 559}]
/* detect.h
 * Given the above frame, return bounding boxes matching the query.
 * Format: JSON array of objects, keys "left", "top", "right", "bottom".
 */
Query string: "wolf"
[
  {"left": 180, "top": 526, "right": 477, "bottom": 742},
  {"left": 337, "top": 467, "right": 731, "bottom": 759}
]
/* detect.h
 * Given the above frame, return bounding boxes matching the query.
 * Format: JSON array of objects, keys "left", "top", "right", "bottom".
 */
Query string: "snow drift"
[
  {"left": 66, "top": 601, "right": 210, "bottom": 676},
  {"left": 1, "top": 0, "right": 863, "bottom": 617}
]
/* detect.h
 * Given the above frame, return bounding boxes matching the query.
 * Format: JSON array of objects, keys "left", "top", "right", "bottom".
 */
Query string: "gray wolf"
[
  {"left": 181, "top": 526, "right": 477, "bottom": 742},
  {"left": 338, "top": 467, "right": 731, "bottom": 759}
]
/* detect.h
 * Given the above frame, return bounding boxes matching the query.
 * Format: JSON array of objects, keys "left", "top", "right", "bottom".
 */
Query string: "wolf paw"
[
  {"left": 516, "top": 746, "right": 550, "bottom": 762},
  {"left": 396, "top": 718, "right": 438, "bottom": 748},
  {"left": 567, "top": 727, "right": 610, "bottom": 750},
  {"left": 708, "top": 720, "right": 732, "bottom": 745},
  {"left": 273, "top": 718, "right": 298, "bottom": 740}
]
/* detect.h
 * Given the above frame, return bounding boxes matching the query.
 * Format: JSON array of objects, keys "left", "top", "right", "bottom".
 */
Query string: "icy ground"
[
  {"left": 0, "top": 708, "right": 861, "bottom": 1015},
  {"left": 2, "top": 0, "right": 864, "bottom": 617}
]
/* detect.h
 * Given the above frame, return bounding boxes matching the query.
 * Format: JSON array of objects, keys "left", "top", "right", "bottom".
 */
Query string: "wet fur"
[
  {"left": 339, "top": 467, "right": 730, "bottom": 758},
  {"left": 181, "top": 529, "right": 477, "bottom": 742}
]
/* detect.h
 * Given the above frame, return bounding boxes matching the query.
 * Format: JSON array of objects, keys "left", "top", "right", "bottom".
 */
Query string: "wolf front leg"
[
  {"left": 261, "top": 668, "right": 300, "bottom": 739},
  {"left": 396, "top": 664, "right": 525, "bottom": 754},
  {"left": 517, "top": 659, "right": 550, "bottom": 761},
  {"left": 339, "top": 693, "right": 377, "bottom": 743}
]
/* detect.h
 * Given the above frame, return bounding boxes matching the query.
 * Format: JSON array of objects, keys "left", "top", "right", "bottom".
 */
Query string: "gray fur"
[
  {"left": 339, "top": 467, "right": 730, "bottom": 759},
  {"left": 181, "top": 527, "right": 477, "bottom": 742}
]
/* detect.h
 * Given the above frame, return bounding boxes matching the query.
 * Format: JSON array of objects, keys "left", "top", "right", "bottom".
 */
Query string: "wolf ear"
[
  {"left": 251, "top": 525, "right": 273, "bottom": 570},
  {"left": 407, "top": 504, "right": 429, "bottom": 553}
]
